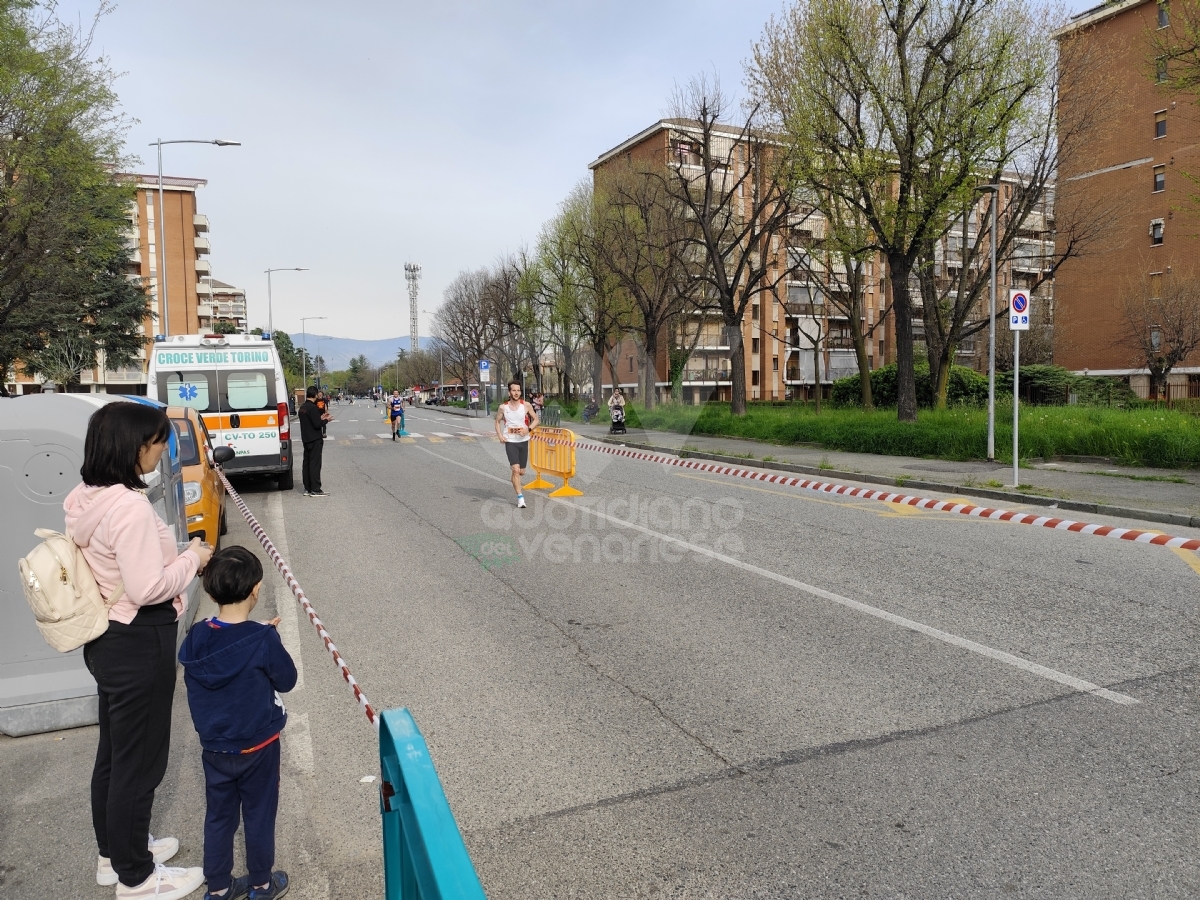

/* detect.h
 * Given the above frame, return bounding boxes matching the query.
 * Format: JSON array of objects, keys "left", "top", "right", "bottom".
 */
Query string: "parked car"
[{"left": 168, "top": 406, "right": 227, "bottom": 546}]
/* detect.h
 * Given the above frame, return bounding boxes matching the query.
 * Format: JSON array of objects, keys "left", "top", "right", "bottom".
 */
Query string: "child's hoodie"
[{"left": 179, "top": 619, "right": 297, "bottom": 753}]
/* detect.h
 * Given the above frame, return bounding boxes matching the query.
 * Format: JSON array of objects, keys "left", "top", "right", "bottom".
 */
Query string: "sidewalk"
[
  {"left": 419, "top": 403, "right": 1200, "bottom": 527},
  {"left": 581, "top": 419, "right": 1200, "bottom": 528}
]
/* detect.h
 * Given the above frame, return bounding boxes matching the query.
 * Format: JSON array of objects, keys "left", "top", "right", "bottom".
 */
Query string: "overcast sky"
[{"left": 60, "top": 0, "right": 1091, "bottom": 341}]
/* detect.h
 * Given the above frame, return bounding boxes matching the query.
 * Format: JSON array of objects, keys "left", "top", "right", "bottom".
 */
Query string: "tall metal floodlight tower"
[{"left": 404, "top": 263, "right": 421, "bottom": 355}]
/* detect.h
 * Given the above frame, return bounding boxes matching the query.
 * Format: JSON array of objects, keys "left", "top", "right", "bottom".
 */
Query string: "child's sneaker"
[
  {"left": 204, "top": 874, "right": 250, "bottom": 900},
  {"left": 115, "top": 864, "right": 205, "bottom": 899},
  {"left": 248, "top": 870, "right": 289, "bottom": 900},
  {"left": 97, "top": 835, "right": 180, "bottom": 885}
]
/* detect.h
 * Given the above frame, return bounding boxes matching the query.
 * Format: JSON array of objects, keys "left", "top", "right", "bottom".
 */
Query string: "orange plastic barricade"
[{"left": 525, "top": 427, "right": 583, "bottom": 497}]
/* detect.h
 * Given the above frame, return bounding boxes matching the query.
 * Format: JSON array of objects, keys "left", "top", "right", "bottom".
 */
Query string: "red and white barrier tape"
[
  {"left": 215, "top": 469, "right": 380, "bottom": 731},
  {"left": 530, "top": 431, "right": 1200, "bottom": 551}
]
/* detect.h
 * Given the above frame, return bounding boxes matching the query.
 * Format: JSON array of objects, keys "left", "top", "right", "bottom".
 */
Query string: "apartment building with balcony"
[
  {"left": 588, "top": 119, "right": 1056, "bottom": 405},
  {"left": 1053, "top": 0, "right": 1200, "bottom": 398},
  {"left": 3, "top": 173, "right": 219, "bottom": 395},
  {"left": 203, "top": 279, "right": 249, "bottom": 332}
]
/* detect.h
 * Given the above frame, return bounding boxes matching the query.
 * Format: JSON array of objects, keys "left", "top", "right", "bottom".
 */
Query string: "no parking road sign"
[{"left": 1009, "top": 290, "right": 1031, "bottom": 331}]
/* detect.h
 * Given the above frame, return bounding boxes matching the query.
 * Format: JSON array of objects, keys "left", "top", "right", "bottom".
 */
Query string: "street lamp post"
[
  {"left": 976, "top": 183, "right": 1000, "bottom": 462},
  {"left": 300, "top": 316, "right": 327, "bottom": 389},
  {"left": 149, "top": 138, "right": 240, "bottom": 338},
  {"left": 265, "top": 268, "right": 309, "bottom": 335}
]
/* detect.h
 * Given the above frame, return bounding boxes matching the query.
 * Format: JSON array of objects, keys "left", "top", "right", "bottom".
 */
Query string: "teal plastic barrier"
[{"left": 379, "top": 708, "right": 486, "bottom": 900}]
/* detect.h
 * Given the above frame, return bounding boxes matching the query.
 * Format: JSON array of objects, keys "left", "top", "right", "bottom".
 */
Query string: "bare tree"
[
  {"left": 786, "top": 191, "right": 888, "bottom": 407},
  {"left": 433, "top": 269, "right": 502, "bottom": 392},
  {"left": 561, "top": 181, "right": 634, "bottom": 401},
  {"left": 748, "top": 0, "right": 1058, "bottom": 421},
  {"left": 658, "top": 75, "right": 797, "bottom": 415},
  {"left": 594, "top": 160, "right": 699, "bottom": 408},
  {"left": 29, "top": 327, "right": 94, "bottom": 388},
  {"left": 1116, "top": 269, "right": 1200, "bottom": 398}
]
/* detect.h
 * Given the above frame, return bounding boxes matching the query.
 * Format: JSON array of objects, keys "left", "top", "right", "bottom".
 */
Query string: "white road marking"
[
  {"left": 420, "top": 448, "right": 1140, "bottom": 706},
  {"left": 350, "top": 434, "right": 365, "bottom": 440},
  {"left": 266, "top": 492, "right": 305, "bottom": 691},
  {"left": 283, "top": 711, "right": 314, "bottom": 774},
  {"left": 375, "top": 434, "right": 392, "bottom": 439},
  {"left": 404, "top": 432, "right": 424, "bottom": 438},
  {"left": 431, "top": 432, "right": 455, "bottom": 438}
]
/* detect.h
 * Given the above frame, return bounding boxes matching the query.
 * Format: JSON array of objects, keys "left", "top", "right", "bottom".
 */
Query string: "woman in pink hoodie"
[{"left": 64, "top": 402, "right": 214, "bottom": 900}]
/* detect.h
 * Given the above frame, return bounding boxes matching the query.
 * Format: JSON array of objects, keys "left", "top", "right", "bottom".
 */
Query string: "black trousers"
[
  {"left": 202, "top": 741, "right": 281, "bottom": 892},
  {"left": 83, "top": 619, "right": 178, "bottom": 887},
  {"left": 302, "top": 438, "right": 323, "bottom": 492}
]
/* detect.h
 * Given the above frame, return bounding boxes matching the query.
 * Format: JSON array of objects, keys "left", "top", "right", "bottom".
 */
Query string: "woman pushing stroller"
[{"left": 608, "top": 387, "right": 627, "bottom": 435}]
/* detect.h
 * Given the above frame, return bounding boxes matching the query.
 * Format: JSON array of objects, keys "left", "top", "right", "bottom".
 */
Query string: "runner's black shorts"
[{"left": 505, "top": 440, "right": 529, "bottom": 468}]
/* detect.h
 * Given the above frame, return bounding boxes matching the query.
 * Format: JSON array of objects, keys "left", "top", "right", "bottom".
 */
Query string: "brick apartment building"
[
  {"left": 1054, "top": 0, "right": 1200, "bottom": 397},
  {"left": 588, "top": 119, "right": 1055, "bottom": 404},
  {"left": 4, "top": 173, "right": 224, "bottom": 395}
]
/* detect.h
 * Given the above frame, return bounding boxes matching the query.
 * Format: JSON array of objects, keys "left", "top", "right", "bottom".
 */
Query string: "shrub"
[{"left": 831, "top": 362, "right": 987, "bottom": 407}]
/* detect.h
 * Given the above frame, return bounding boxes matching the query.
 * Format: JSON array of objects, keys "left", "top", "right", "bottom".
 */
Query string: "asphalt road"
[{"left": 3, "top": 400, "right": 1198, "bottom": 899}]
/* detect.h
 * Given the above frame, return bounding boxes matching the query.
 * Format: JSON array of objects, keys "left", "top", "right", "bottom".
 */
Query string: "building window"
[
  {"left": 1150, "top": 220, "right": 1164, "bottom": 245},
  {"left": 628, "top": 356, "right": 634, "bottom": 373},
  {"left": 1156, "top": 57, "right": 1168, "bottom": 83},
  {"left": 772, "top": 356, "right": 779, "bottom": 371},
  {"left": 1150, "top": 272, "right": 1163, "bottom": 299},
  {"left": 1155, "top": 111, "right": 1167, "bottom": 138},
  {"left": 752, "top": 370, "right": 760, "bottom": 386},
  {"left": 1159, "top": 1, "right": 1169, "bottom": 28},
  {"left": 1154, "top": 165, "right": 1166, "bottom": 192},
  {"left": 752, "top": 303, "right": 759, "bottom": 320},
  {"left": 751, "top": 337, "right": 760, "bottom": 354}
]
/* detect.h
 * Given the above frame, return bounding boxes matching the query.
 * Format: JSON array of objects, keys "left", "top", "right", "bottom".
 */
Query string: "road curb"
[{"left": 597, "top": 437, "right": 1200, "bottom": 531}]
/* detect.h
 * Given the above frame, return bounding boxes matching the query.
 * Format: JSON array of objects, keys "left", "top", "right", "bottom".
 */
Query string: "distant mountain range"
[{"left": 287, "top": 334, "right": 432, "bottom": 371}]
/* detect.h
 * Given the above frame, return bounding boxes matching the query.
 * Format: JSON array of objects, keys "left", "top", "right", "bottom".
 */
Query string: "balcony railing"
[{"left": 682, "top": 369, "right": 732, "bottom": 383}]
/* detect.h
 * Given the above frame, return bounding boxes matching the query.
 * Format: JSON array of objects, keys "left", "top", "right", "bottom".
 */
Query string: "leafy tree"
[
  {"left": 748, "top": 0, "right": 1055, "bottom": 422},
  {"left": 0, "top": 1, "right": 147, "bottom": 393}
]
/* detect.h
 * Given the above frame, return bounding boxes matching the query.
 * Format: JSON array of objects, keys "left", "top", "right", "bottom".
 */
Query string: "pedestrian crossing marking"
[
  {"left": 350, "top": 434, "right": 365, "bottom": 440},
  {"left": 375, "top": 434, "right": 393, "bottom": 439},
  {"left": 428, "top": 437, "right": 444, "bottom": 443},
  {"left": 405, "top": 432, "right": 424, "bottom": 438},
  {"left": 369, "top": 439, "right": 383, "bottom": 445},
  {"left": 431, "top": 432, "right": 455, "bottom": 438},
  {"left": 400, "top": 437, "right": 416, "bottom": 444}
]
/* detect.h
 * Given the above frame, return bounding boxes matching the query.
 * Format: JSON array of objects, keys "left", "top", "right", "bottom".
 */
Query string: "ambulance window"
[
  {"left": 226, "top": 371, "right": 268, "bottom": 409},
  {"left": 166, "top": 372, "right": 212, "bottom": 410}
]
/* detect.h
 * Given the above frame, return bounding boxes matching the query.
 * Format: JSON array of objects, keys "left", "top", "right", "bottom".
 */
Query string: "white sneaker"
[
  {"left": 115, "top": 864, "right": 204, "bottom": 900},
  {"left": 97, "top": 836, "right": 180, "bottom": 885},
  {"left": 517, "top": 496, "right": 527, "bottom": 508}
]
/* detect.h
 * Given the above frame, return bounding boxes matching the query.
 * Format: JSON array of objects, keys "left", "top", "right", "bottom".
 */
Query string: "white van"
[{"left": 147, "top": 333, "right": 294, "bottom": 490}]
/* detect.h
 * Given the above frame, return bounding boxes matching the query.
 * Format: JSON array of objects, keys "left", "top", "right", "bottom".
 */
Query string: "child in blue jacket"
[{"left": 179, "top": 546, "right": 297, "bottom": 900}]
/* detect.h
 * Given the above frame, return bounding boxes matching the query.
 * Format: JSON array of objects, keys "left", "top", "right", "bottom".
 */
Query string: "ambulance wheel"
[{"left": 277, "top": 469, "right": 294, "bottom": 491}]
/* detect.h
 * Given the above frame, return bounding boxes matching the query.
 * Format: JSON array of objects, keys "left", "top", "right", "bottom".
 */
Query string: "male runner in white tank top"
[{"left": 494, "top": 380, "right": 539, "bottom": 508}]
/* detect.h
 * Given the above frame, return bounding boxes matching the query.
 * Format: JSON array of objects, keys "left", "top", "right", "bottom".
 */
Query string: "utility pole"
[{"left": 404, "top": 263, "right": 421, "bottom": 358}]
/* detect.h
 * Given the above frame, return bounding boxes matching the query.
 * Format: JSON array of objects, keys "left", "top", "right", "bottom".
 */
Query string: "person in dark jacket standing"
[
  {"left": 297, "top": 386, "right": 330, "bottom": 497},
  {"left": 179, "top": 546, "right": 297, "bottom": 900}
]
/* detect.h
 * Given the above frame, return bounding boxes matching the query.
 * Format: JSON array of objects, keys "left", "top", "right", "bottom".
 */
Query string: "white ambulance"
[{"left": 147, "top": 333, "right": 294, "bottom": 490}]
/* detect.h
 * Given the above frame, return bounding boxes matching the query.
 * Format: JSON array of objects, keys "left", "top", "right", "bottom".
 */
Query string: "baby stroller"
[{"left": 609, "top": 403, "right": 627, "bottom": 435}]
